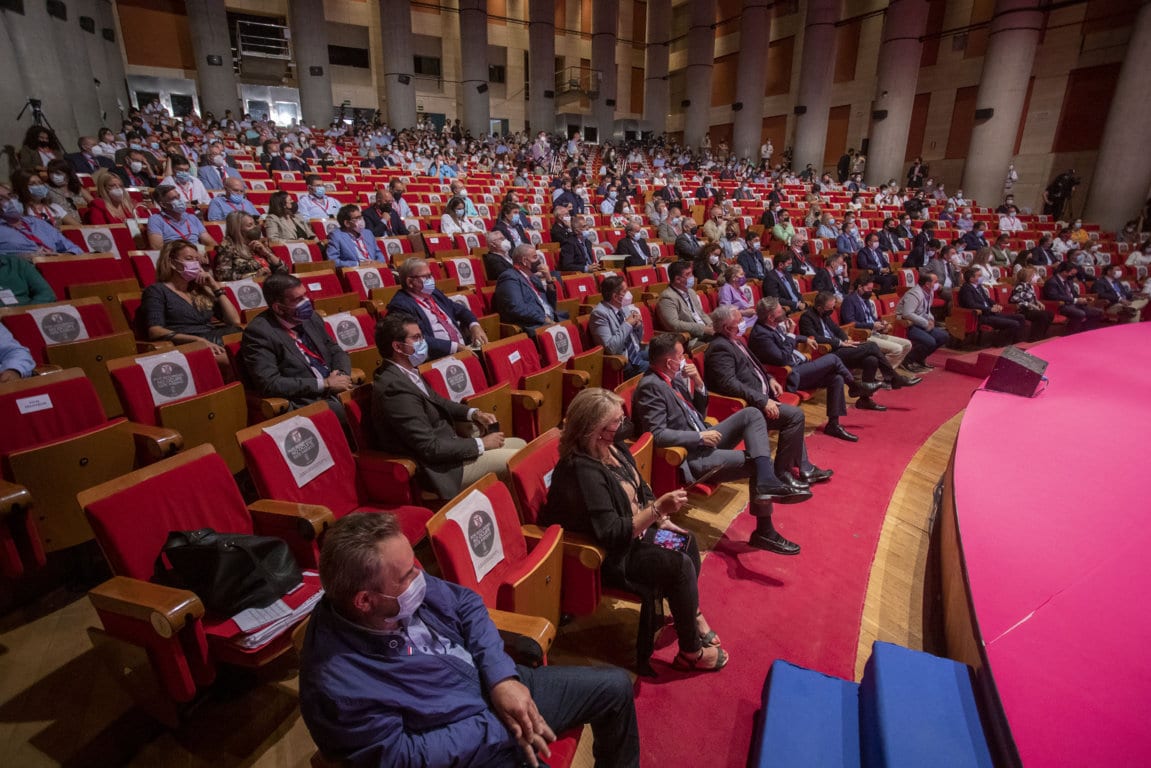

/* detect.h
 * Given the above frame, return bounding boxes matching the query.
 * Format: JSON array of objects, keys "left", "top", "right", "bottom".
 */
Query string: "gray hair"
[
  {"left": 511, "top": 243, "right": 536, "bottom": 264},
  {"left": 486, "top": 230, "right": 505, "bottom": 248},
  {"left": 319, "top": 512, "right": 402, "bottom": 611},
  {"left": 756, "top": 296, "right": 781, "bottom": 322},
  {"left": 710, "top": 304, "right": 739, "bottom": 328}
]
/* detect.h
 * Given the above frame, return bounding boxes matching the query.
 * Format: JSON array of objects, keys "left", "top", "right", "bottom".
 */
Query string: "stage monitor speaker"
[
  {"left": 975, "top": 107, "right": 994, "bottom": 120},
  {"left": 985, "top": 345, "right": 1048, "bottom": 397}
]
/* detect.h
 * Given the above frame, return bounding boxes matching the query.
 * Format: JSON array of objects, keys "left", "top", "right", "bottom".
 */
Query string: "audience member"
[
  {"left": 387, "top": 258, "right": 487, "bottom": 359},
  {"left": 957, "top": 268, "right": 1027, "bottom": 344},
  {"left": 65, "top": 135, "right": 114, "bottom": 174},
  {"left": 615, "top": 219, "right": 651, "bottom": 267},
  {"left": 656, "top": 260, "right": 713, "bottom": 350},
  {"left": 214, "top": 211, "right": 286, "bottom": 282},
  {"left": 559, "top": 214, "right": 598, "bottom": 272},
  {"left": 492, "top": 244, "right": 567, "bottom": 335},
  {"left": 0, "top": 251, "right": 56, "bottom": 305},
  {"left": 1042, "top": 261, "right": 1102, "bottom": 333},
  {"left": 838, "top": 277, "right": 913, "bottom": 370},
  {"left": 1093, "top": 265, "right": 1147, "bottom": 322},
  {"left": 17, "top": 125, "right": 63, "bottom": 172},
  {"left": 264, "top": 190, "right": 317, "bottom": 244},
  {"left": 762, "top": 250, "right": 807, "bottom": 313},
  {"left": 160, "top": 155, "right": 210, "bottom": 206},
  {"left": 482, "top": 231, "right": 515, "bottom": 281},
  {"left": 895, "top": 273, "right": 950, "bottom": 372},
  {"left": 1008, "top": 268, "right": 1054, "bottom": 341},
  {"left": 327, "top": 204, "right": 386, "bottom": 267},
  {"left": 589, "top": 276, "right": 648, "bottom": 379},
  {"left": 206, "top": 177, "right": 259, "bottom": 221},
  {"left": 83, "top": 171, "right": 135, "bottom": 225},
  {"left": 812, "top": 252, "right": 849, "bottom": 300},
  {"left": 0, "top": 183, "right": 82, "bottom": 254},
  {"left": 0, "top": 324, "right": 36, "bottom": 382},
  {"left": 11, "top": 169, "right": 78, "bottom": 227},
  {"left": 297, "top": 176, "right": 341, "bottom": 219},
  {"left": 147, "top": 185, "right": 217, "bottom": 248},
  {"left": 43, "top": 159, "right": 91, "bottom": 221},
  {"left": 674, "top": 215, "right": 703, "bottom": 261}
]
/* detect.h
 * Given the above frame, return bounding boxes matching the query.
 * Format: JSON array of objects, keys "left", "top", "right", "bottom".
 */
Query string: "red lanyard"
[
  {"left": 287, "top": 326, "right": 325, "bottom": 365},
  {"left": 5, "top": 221, "right": 51, "bottom": 250},
  {"left": 163, "top": 214, "right": 194, "bottom": 240},
  {"left": 178, "top": 183, "right": 195, "bottom": 202},
  {"left": 355, "top": 236, "right": 369, "bottom": 260},
  {"left": 417, "top": 295, "right": 462, "bottom": 343}
]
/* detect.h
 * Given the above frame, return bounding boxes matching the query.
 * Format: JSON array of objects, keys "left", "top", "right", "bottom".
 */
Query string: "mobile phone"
[{"left": 486, "top": 420, "right": 501, "bottom": 435}]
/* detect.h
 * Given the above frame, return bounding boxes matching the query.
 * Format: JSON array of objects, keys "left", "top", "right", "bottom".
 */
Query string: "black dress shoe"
[
  {"left": 799, "top": 467, "right": 834, "bottom": 484},
  {"left": 902, "top": 362, "right": 929, "bottom": 374},
  {"left": 855, "top": 398, "right": 887, "bottom": 412},
  {"left": 753, "top": 485, "right": 813, "bottom": 504},
  {"left": 824, "top": 423, "right": 860, "bottom": 442},
  {"left": 891, "top": 374, "right": 922, "bottom": 389},
  {"left": 781, "top": 475, "right": 810, "bottom": 491},
  {"left": 749, "top": 530, "right": 801, "bottom": 555},
  {"left": 847, "top": 379, "right": 882, "bottom": 398}
]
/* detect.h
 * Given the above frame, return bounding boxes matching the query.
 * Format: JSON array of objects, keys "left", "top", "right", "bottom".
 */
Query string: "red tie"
[{"left": 418, "top": 295, "right": 463, "bottom": 343}]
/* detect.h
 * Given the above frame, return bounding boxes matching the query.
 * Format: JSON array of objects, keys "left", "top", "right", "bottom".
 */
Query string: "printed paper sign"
[
  {"left": 136, "top": 349, "right": 197, "bottom": 406},
  {"left": 451, "top": 259, "right": 476, "bottom": 286},
  {"left": 289, "top": 245, "right": 313, "bottom": 264},
  {"left": 225, "top": 278, "right": 266, "bottom": 310},
  {"left": 0, "top": 289, "right": 17, "bottom": 305},
  {"left": 430, "top": 356, "right": 475, "bottom": 401},
  {"left": 307, "top": 282, "right": 323, "bottom": 291},
  {"left": 323, "top": 312, "right": 367, "bottom": 351},
  {"left": 544, "top": 325, "right": 574, "bottom": 363},
  {"left": 16, "top": 394, "right": 53, "bottom": 415},
  {"left": 262, "top": 415, "right": 335, "bottom": 488},
  {"left": 447, "top": 294, "right": 471, "bottom": 310},
  {"left": 382, "top": 238, "right": 405, "bottom": 256},
  {"left": 27, "top": 305, "right": 90, "bottom": 345},
  {"left": 507, "top": 350, "right": 521, "bottom": 365},
  {"left": 83, "top": 227, "right": 120, "bottom": 258},
  {"left": 357, "top": 267, "right": 385, "bottom": 291},
  {"left": 444, "top": 489, "right": 505, "bottom": 582}
]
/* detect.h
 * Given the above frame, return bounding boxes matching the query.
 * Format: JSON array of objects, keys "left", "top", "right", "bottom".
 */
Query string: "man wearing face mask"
[
  {"left": 198, "top": 144, "right": 242, "bottom": 190},
  {"left": 362, "top": 189, "right": 404, "bottom": 237},
  {"left": 558, "top": 214, "right": 598, "bottom": 272},
  {"left": 896, "top": 273, "right": 950, "bottom": 372},
  {"left": 1093, "top": 266, "right": 1147, "bottom": 322},
  {"left": 160, "top": 156, "right": 210, "bottom": 206},
  {"left": 674, "top": 216, "right": 703, "bottom": 261},
  {"left": 206, "top": 177, "right": 259, "bottom": 222},
  {"left": 614, "top": 221, "right": 651, "bottom": 268},
  {"left": 957, "top": 267, "right": 1028, "bottom": 344},
  {"left": 0, "top": 184, "right": 83, "bottom": 255},
  {"left": 812, "top": 253, "right": 850, "bottom": 300},
  {"left": 762, "top": 251, "right": 807, "bottom": 313},
  {"left": 387, "top": 258, "right": 487, "bottom": 360},
  {"left": 839, "top": 277, "right": 914, "bottom": 370},
  {"left": 116, "top": 149, "right": 158, "bottom": 189},
  {"left": 66, "top": 136, "right": 114, "bottom": 175},
  {"left": 482, "top": 231, "right": 516, "bottom": 281},
  {"left": 590, "top": 276, "right": 648, "bottom": 378},
  {"left": 300, "top": 512, "right": 640, "bottom": 768},
  {"left": 240, "top": 272, "right": 354, "bottom": 420},
  {"left": 737, "top": 234, "right": 769, "bottom": 281},
  {"left": 146, "top": 185, "right": 217, "bottom": 249},
  {"left": 922, "top": 243, "right": 961, "bottom": 316},
  {"left": 327, "top": 205, "right": 386, "bottom": 268},
  {"left": 657, "top": 261, "right": 713, "bottom": 350},
  {"left": 549, "top": 201, "right": 574, "bottom": 243},
  {"left": 371, "top": 313, "right": 523, "bottom": 498},
  {"left": 298, "top": 175, "right": 341, "bottom": 220},
  {"left": 492, "top": 244, "right": 568, "bottom": 337},
  {"left": 269, "top": 143, "right": 310, "bottom": 174}
]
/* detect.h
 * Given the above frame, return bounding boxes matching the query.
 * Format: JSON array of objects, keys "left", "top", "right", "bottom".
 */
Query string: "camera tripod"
[{"left": 16, "top": 98, "right": 53, "bottom": 131}]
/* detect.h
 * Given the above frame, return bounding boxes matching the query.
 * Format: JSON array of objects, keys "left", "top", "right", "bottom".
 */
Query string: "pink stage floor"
[{"left": 954, "top": 324, "right": 1151, "bottom": 766}]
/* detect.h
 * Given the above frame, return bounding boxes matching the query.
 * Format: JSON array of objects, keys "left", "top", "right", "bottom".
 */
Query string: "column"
[
  {"left": 866, "top": 0, "right": 929, "bottom": 186},
  {"left": 291, "top": 0, "right": 335, "bottom": 128},
  {"left": 792, "top": 0, "right": 838, "bottom": 174},
  {"left": 1083, "top": 0, "right": 1151, "bottom": 231},
  {"left": 592, "top": 0, "right": 619, "bottom": 141},
  {"left": 683, "top": 0, "right": 717, "bottom": 150},
  {"left": 644, "top": 0, "right": 671, "bottom": 135},
  {"left": 528, "top": 0, "right": 556, "bottom": 133},
  {"left": 185, "top": 0, "right": 241, "bottom": 118},
  {"left": 96, "top": 0, "right": 132, "bottom": 126},
  {"left": 961, "top": 0, "right": 1044, "bottom": 207},
  {"left": 459, "top": 0, "right": 491, "bottom": 137},
  {"left": 380, "top": 0, "right": 418, "bottom": 130},
  {"left": 732, "top": 0, "right": 771, "bottom": 161}
]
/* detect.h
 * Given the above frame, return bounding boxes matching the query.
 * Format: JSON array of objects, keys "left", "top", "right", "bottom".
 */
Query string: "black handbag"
[{"left": 153, "top": 528, "right": 302, "bottom": 616}]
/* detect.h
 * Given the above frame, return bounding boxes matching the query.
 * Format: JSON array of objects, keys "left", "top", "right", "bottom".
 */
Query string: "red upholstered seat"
[
  {"left": 272, "top": 241, "right": 324, "bottom": 268},
  {"left": 33, "top": 253, "right": 134, "bottom": 297},
  {"left": 481, "top": 334, "right": 574, "bottom": 441},
  {"left": 537, "top": 319, "right": 627, "bottom": 391},
  {"left": 320, "top": 308, "right": 381, "bottom": 377},
  {"left": 339, "top": 263, "right": 397, "bottom": 301},
  {"left": 439, "top": 255, "right": 487, "bottom": 289}
]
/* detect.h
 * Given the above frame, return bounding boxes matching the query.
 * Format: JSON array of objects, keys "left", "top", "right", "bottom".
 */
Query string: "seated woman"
[
  {"left": 693, "top": 242, "right": 724, "bottom": 285},
  {"left": 10, "top": 169, "right": 79, "bottom": 227},
  {"left": 717, "top": 264, "right": 755, "bottom": 318},
  {"left": 542, "top": 388, "right": 728, "bottom": 672},
  {"left": 263, "top": 190, "right": 318, "bottom": 245},
  {"left": 214, "top": 210, "right": 287, "bottom": 282},
  {"left": 1009, "top": 267, "right": 1054, "bottom": 341},
  {"left": 440, "top": 196, "right": 482, "bottom": 235},
  {"left": 44, "top": 159, "right": 92, "bottom": 221},
  {"left": 970, "top": 247, "right": 997, "bottom": 286},
  {"left": 141, "top": 239, "right": 242, "bottom": 366},
  {"left": 84, "top": 170, "right": 137, "bottom": 225}
]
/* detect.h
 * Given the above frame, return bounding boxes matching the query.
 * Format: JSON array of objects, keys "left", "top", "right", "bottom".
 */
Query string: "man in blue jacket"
[
  {"left": 327, "top": 204, "right": 386, "bottom": 268},
  {"left": 300, "top": 512, "right": 639, "bottom": 768},
  {"left": 492, "top": 244, "right": 568, "bottom": 336},
  {"left": 387, "top": 257, "right": 488, "bottom": 360}
]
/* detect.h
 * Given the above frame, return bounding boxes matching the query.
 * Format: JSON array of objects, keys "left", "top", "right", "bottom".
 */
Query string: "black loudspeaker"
[
  {"left": 79, "top": 15, "right": 95, "bottom": 32},
  {"left": 477, "top": 83, "right": 488, "bottom": 93},
  {"left": 309, "top": 65, "right": 325, "bottom": 76},
  {"left": 46, "top": 0, "right": 65, "bottom": 19},
  {"left": 794, "top": 105, "right": 807, "bottom": 115},
  {"left": 681, "top": 99, "right": 691, "bottom": 108},
  {"left": 732, "top": 102, "right": 743, "bottom": 112},
  {"left": 206, "top": 54, "right": 223, "bottom": 66},
  {"left": 543, "top": 89, "right": 555, "bottom": 98},
  {"left": 975, "top": 107, "right": 994, "bottom": 120},
  {"left": 398, "top": 74, "right": 411, "bottom": 85},
  {"left": 102, "top": 27, "right": 115, "bottom": 42},
  {"left": 605, "top": 98, "right": 615, "bottom": 106},
  {"left": 985, "top": 345, "right": 1048, "bottom": 397},
  {"left": 872, "top": 109, "right": 888, "bottom": 121}
]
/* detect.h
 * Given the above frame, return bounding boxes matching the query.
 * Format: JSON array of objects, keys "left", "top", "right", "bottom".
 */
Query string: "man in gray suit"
[
  {"left": 240, "top": 273, "right": 354, "bottom": 422},
  {"left": 588, "top": 276, "right": 648, "bottom": 379},
  {"left": 632, "top": 333, "right": 809, "bottom": 555},
  {"left": 656, "top": 260, "right": 713, "bottom": 350},
  {"left": 371, "top": 313, "right": 525, "bottom": 499}
]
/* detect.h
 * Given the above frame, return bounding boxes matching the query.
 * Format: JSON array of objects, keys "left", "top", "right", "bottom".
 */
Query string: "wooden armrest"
[
  {"left": 136, "top": 341, "right": 175, "bottom": 353},
  {"left": 604, "top": 353, "right": 628, "bottom": 371},
  {"left": 489, "top": 608, "right": 556, "bottom": 655},
  {"left": 88, "top": 575, "right": 204, "bottom": 639},
  {"left": 248, "top": 499, "right": 334, "bottom": 539},
  {"left": 657, "top": 445, "right": 688, "bottom": 466},
  {"left": 259, "top": 397, "right": 291, "bottom": 419},
  {"left": 523, "top": 524, "right": 606, "bottom": 570},
  {"left": 703, "top": 416, "right": 718, "bottom": 426},
  {"left": 350, "top": 368, "right": 366, "bottom": 385},
  {"left": 510, "top": 389, "right": 544, "bottom": 410},
  {"left": 0, "top": 479, "right": 31, "bottom": 519},
  {"left": 561, "top": 369, "right": 590, "bottom": 388},
  {"left": 847, "top": 327, "right": 871, "bottom": 341},
  {"left": 32, "top": 364, "right": 63, "bottom": 375},
  {"left": 121, "top": 422, "right": 184, "bottom": 461},
  {"left": 361, "top": 299, "right": 388, "bottom": 316},
  {"left": 499, "top": 323, "right": 524, "bottom": 338}
]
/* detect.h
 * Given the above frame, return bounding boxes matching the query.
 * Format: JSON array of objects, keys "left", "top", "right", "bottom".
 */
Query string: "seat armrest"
[
  {"left": 0, "top": 480, "right": 31, "bottom": 520},
  {"left": 88, "top": 575, "right": 204, "bottom": 638},
  {"left": 136, "top": 341, "right": 175, "bottom": 353},
  {"left": 259, "top": 397, "right": 291, "bottom": 419},
  {"left": 847, "top": 326, "right": 871, "bottom": 341},
  {"left": 489, "top": 608, "right": 557, "bottom": 655},
  {"left": 510, "top": 389, "right": 544, "bottom": 410},
  {"left": 356, "top": 450, "right": 419, "bottom": 505},
  {"left": 32, "top": 364, "right": 63, "bottom": 375},
  {"left": 604, "top": 353, "right": 628, "bottom": 371},
  {"left": 121, "top": 422, "right": 184, "bottom": 462},
  {"left": 248, "top": 499, "right": 335, "bottom": 540},
  {"left": 657, "top": 445, "right": 688, "bottom": 466},
  {"left": 561, "top": 369, "right": 590, "bottom": 388}
]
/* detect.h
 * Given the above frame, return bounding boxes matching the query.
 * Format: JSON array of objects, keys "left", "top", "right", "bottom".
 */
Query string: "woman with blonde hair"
[
  {"left": 542, "top": 388, "right": 728, "bottom": 673},
  {"left": 970, "top": 247, "right": 997, "bottom": 286},
  {"left": 84, "top": 170, "right": 137, "bottom": 225},
  {"left": 214, "top": 210, "right": 286, "bottom": 282},
  {"left": 140, "top": 239, "right": 242, "bottom": 366}
]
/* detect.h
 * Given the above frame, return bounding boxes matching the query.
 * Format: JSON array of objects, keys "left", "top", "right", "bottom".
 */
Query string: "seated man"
[
  {"left": 492, "top": 244, "right": 568, "bottom": 336},
  {"left": 839, "top": 277, "right": 913, "bottom": 370},
  {"left": 206, "top": 176, "right": 259, "bottom": 222},
  {"left": 372, "top": 314, "right": 524, "bottom": 499},
  {"left": 812, "top": 252, "right": 850, "bottom": 301},
  {"left": 800, "top": 292, "right": 919, "bottom": 397},
  {"left": 673, "top": 217, "right": 703, "bottom": 261},
  {"left": 855, "top": 231, "right": 898, "bottom": 293},
  {"left": 748, "top": 298, "right": 882, "bottom": 442},
  {"left": 656, "top": 260, "right": 713, "bottom": 350},
  {"left": 240, "top": 272, "right": 354, "bottom": 419},
  {"left": 558, "top": 214, "right": 597, "bottom": 272},
  {"left": 0, "top": 184, "right": 82, "bottom": 255},
  {"left": 115, "top": 149, "right": 159, "bottom": 188},
  {"left": 589, "top": 276, "right": 648, "bottom": 379},
  {"left": 159, "top": 155, "right": 210, "bottom": 207},
  {"left": 297, "top": 175, "right": 341, "bottom": 220},
  {"left": 327, "top": 204, "right": 386, "bottom": 267},
  {"left": 482, "top": 230, "right": 515, "bottom": 281},
  {"left": 615, "top": 219, "right": 651, "bottom": 268},
  {"left": 300, "top": 511, "right": 640, "bottom": 768},
  {"left": 387, "top": 258, "right": 487, "bottom": 360},
  {"left": 895, "top": 272, "right": 950, "bottom": 372},
  {"left": 362, "top": 188, "right": 405, "bottom": 237},
  {"left": 762, "top": 251, "right": 808, "bottom": 313},
  {"left": 1042, "top": 261, "right": 1103, "bottom": 334},
  {"left": 66, "top": 136, "right": 114, "bottom": 175},
  {"left": 147, "top": 185, "right": 218, "bottom": 249},
  {"left": 1093, "top": 265, "right": 1148, "bottom": 322},
  {"left": 736, "top": 233, "right": 769, "bottom": 281},
  {"left": 0, "top": 251, "right": 56, "bottom": 304},
  {"left": 0, "top": 324, "right": 36, "bottom": 382},
  {"left": 957, "top": 267, "right": 1027, "bottom": 344},
  {"left": 635, "top": 333, "right": 818, "bottom": 555}
]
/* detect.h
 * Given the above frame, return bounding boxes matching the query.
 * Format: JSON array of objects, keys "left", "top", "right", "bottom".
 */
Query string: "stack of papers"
[{"left": 230, "top": 580, "right": 324, "bottom": 649}]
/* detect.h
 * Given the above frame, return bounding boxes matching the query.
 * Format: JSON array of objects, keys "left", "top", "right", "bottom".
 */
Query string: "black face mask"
[
  {"left": 392, "top": 191, "right": 402, "bottom": 201},
  {"left": 861, "top": 290, "right": 873, "bottom": 300},
  {"left": 613, "top": 416, "right": 635, "bottom": 445}
]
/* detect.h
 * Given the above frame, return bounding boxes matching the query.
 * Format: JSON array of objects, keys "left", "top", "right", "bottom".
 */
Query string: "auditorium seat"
[
  {"left": 34, "top": 252, "right": 134, "bottom": 297},
  {"left": 294, "top": 270, "right": 360, "bottom": 315},
  {"left": 318, "top": 308, "right": 382, "bottom": 378},
  {"left": 482, "top": 333, "right": 578, "bottom": 440},
  {"left": 536, "top": 319, "right": 625, "bottom": 392},
  {"left": 417, "top": 348, "right": 520, "bottom": 439}
]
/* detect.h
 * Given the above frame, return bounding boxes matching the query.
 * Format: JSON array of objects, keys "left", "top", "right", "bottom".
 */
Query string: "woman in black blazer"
[{"left": 542, "top": 388, "right": 728, "bottom": 672}]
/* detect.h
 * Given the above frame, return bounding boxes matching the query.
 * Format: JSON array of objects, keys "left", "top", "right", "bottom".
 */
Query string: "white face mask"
[{"left": 381, "top": 569, "right": 426, "bottom": 623}]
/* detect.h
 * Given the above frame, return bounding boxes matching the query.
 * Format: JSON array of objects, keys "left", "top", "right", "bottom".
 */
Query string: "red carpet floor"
[{"left": 633, "top": 352, "right": 982, "bottom": 767}]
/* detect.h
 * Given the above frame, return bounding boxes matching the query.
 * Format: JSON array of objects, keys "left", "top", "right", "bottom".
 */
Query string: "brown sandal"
[{"left": 673, "top": 645, "right": 729, "bottom": 672}]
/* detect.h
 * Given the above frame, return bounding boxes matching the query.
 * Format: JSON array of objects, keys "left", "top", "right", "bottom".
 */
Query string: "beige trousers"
[
  {"left": 461, "top": 438, "right": 528, "bottom": 487},
  {"left": 869, "top": 333, "right": 913, "bottom": 369}
]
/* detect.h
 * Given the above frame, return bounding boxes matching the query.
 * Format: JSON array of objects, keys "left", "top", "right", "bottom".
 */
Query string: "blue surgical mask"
[
  {"left": 168, "top": 198, "right": 188, "bottom": 215},
  {"left": 406, "top": 338, "right": 429, "bottom": 367},
  {"left": 290, "top": 297, "right": 314, "bottom": 322},
  {"left": 685, "top": 276, "right": 696, "bottom": 290},
  {"left": 312, "top": 186, "right": 326, "bottom": 197},
  {"left": 2, "top": 198, "right": 24, "bottom": 219},
  {"left": 28, "top": 184, "right": 49, "bottom": 199},
  {"left": 421, "top": 277, "right": 436, "bottom": 293},
  {"left": 383, "top": 569, "right": 426, "bottom": 623},
  {"left": 175, "top": 171, "right": 192, "bottom": 184},
  {"left": 227, "top": 192, "right": 245, "bottom": 204}
]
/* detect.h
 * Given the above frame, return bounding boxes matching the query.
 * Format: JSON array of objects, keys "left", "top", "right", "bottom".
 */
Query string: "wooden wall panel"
[
  {"left": 761, "top": 114, "right": 788, "bottom": 159},
  {"left": 1052, "top": 64, "right": 1121, "bottom": 152},
  {"left": 945, "top": 85, "right": 979, "bottom": 160},
  {"left": 906, "top": 92, "right": 931, "bottom": 162},
  {"left": 630, "top": 67, "right": 644, "bottom": 114},
  {"left": 834, "top": 20, "right": 861, "bottom": 84},
  {"left": 711, "top": 52, "right": 739, "bottom": 107},
  {"left": 823, "top": 104, "right": 851, "bottom": 168},
  {"left": 765, "top": 36, "right": 794, "bottom": 97},
  {"left": 118, "top": 0, "right": 195, "bottom": 70}
]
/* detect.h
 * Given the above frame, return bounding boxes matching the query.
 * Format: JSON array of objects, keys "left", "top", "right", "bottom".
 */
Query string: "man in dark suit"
[
  {"left": 559, "top": 214, "right": 597, "bottom": 272},
  {"left": 748, "top": 297, "right": 881, "bottom": 441},
  {"left": 962, "top": 222, "right": 990, "bottom": 252},
  {"left": 1028, "top": 235, "right": 1056, "bottom": 266},
  {"left": 269, "top": 146, "right": 311, "bottom": 174},
  {"left": 1093, "top": 266, "right": 1147, "bottom": 321},
  {"left": 1042, "top": 261, "right": 1102, "bottom": 333},
  {"left": 957, "top": 268, "right": 1027, "bottom": 344},
  {"left": 483, "top": 231, "right": 515, "bottom": 281},
  {"left": 799, "top": 292, "right": 919, "bottom": 396},
  {"left": 362, "top": 189, "right": 405, "bottom": 237},
  {"left": 240, "top": 273, "right": 354, "bottom": 423},
  {"left": 549, "top": 202, "right": 574, "bottom": 243},
  {"left": 492, "top": 244, "right": 568, "bottom": 335},
  {"left": 877, "top": 217, "right": 905, "bottom": 255},
  {"left": 387, "top": 258, "right": 488, "bottom": 361},
  {"left": 589, "top": 276, "right": 648, "bottom": 378},
  {"left": 66, "top": 136, "right": 114, "bottom": 174},
  {"left": 812, "top": 252, "right": 850, "bottom": 300},
  {"left": 633, "top": 334, "right": 809, "bottom": 555},
  {"left": 856, "top": 232, "right": 897, "bottom": 293},
  {"left": 371, "top": 313, "right": 524, "bottom": 499},
  {"left": 653, "top": 179, "right": 684, "bottom": 206},
  {"left": 693, "top": 176, "right": 717, "bottom": 202},
  {"left": 615, "top": 220, "right": 651, "bottom": 268},
  {"left": 903, "top": 223, "right": 937, "bottom": 268},
  {"left": 839, "top": 277, "right": 914, "bottom": 370},
  {"left": 674, "top": 217, "right": 703, "bottom": 261},
  {"left": 762, "top": 251, "right": 808, "bottom": 312}
]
